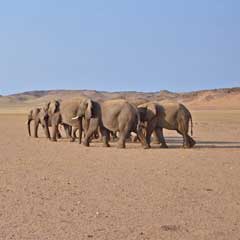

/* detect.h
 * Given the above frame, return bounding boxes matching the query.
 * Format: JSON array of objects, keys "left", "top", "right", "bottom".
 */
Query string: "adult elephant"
[
  {"left": 26, "top": 107, "right": 51, "bottom": 139},
  {"left": 72, "top": 98, "right": 149, "bottom": 149},
  {"left": 46, "top": 99, "right": 90, "bottom": 143},
  {"left": 138, "top": 102, "right": 195, "bottom": 148}
]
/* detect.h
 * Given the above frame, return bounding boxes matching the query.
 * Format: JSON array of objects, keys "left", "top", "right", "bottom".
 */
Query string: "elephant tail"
[{"left": 189, "top": 112, "right": 193, "bottom": 136}]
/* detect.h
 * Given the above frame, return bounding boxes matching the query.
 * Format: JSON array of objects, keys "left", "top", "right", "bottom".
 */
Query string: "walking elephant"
[
  {"left": 46, "top": 99, "right": 91, "bottom": 143},
  {"left": 72, "top": 98, "right": 149, "bottom": 149},
  {"left": 26, "top": 107, "right": 51, "bottom": 139},
  {"left": 138, "top": 102, "right": 195, "bottom": 148}
]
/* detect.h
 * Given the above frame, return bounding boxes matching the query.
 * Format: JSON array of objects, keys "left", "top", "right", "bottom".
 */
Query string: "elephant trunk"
[
  {"left": 136, "top": 111, "right": 149, "bottom": 149},
  {"left": 190, "top": 113, "right": 193, "bottom": 136},
  {"left": 78, "top": 117, "right": 83, "bottom": 144},
  {"left": 43, "top": 120, "right": 51, "bottom": 139},
  {"left": 27, "top": 119, "right": 32, "bottom": 136}
]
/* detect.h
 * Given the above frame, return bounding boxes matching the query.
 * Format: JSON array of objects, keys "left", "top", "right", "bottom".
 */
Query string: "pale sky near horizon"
[{"left": 0, "top": 0, "right": 239, "bottom": 95}]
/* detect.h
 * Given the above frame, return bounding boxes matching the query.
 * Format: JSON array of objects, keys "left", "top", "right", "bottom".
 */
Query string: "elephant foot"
[
  {"left": 183, "top": 144, "right": 191, "bottom": 149},
  {"left": 83, "top": 141, "right": 90, "bottom": 147},
  {"left": 117, "top": 143, "right": 126, "bottom": 149},
  {"left": 189, "top": 138, "right": 196, "bottom": 148},
  {"left": 103, "top": 143, "right": 110, "bottom": 147},
  {"left": 34, "top": 136, "right": 38, "bottom": 138},
  {"left": 51, "top": 138, "right": 57, "bottom": 142},
  {"left": 132, "top": 136, "right": 139, "bottom": 143},
  {"left": 143, "top": 144, "right": 150, "bottom": 149},
  {"left": 160, "top": 144, "right": 168, "bottom": 149},
  {"left": 70, "top": 138, "right": 75, "bottom": 143}
]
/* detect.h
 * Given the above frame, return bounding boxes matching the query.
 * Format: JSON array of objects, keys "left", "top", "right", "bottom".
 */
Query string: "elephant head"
[
  {"left": 47, "top": 100, "right": 60, "bottom": 116},
  {"left": 73, "top": 98, "right": 93, "bottom": 120},
  {"left": 138, "top": 103, "right": 158, "bottom": 122}
]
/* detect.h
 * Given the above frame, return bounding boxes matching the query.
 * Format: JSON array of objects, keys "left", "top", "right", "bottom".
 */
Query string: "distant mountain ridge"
[{"left": 0, "top": 87, "right": 240, "bottom": 113}]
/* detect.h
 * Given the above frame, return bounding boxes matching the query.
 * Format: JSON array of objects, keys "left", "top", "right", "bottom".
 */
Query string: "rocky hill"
[{"left": 0, "top": 88, "right": 240, "bottom": 113}]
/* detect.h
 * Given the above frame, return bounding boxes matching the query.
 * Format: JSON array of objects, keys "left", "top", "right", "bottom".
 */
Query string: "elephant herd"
[{"left": 27, "top": 98, "right": 196, "bottom": 149}]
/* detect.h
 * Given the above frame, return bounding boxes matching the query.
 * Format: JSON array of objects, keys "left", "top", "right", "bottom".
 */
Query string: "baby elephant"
[
  {"left": 26, "top": 107, "right": 51, "bottom": 139},
  {"left": 138, "top": 102, "right": 196, "bottom": 148}
]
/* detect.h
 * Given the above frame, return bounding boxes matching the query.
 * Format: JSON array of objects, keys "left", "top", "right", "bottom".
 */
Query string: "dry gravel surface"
[{"left": 0, "top": 111, "right": 240, "bottom": 240}]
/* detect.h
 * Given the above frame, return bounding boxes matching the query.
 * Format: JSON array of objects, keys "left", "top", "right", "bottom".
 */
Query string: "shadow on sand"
[
  {"left": 29, "top": 136, "right": 240, "bottom": 149},
  {"left": 156, "top": 136, "right": 240, "bottom": 149}
]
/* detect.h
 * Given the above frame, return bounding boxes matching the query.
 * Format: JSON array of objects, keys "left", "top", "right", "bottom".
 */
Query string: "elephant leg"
[
  {"left": 178, "top": 127, "right": 195, "bottom": 148},
  {"left": 63, "top": 124, "right": 75, "bottom": 142},
  {"left": 73, "top": 127, "right": 78, "bottom": 139},
  {"left": 51, "top": 124, "right": 58, "bottom": 142},
  {"left": 56, "top": 128, "right": 62, "bottom": 139},
  {"left": 136, "top": 127, "right": 150, "bottom": 149},
  {"left": 69, "top": 126, "right": 73, "bottom": 137},
  {"left": 132, "top": 121, "right": 149, "bottom": 148},
  {"left": 71, "top": 127, "right": 79, "bottom": 142},
  {"left": 83, "top": 118, "right": 99, "bottom": 147},
  {"left": 155, "top": 128, "right": 168, "bottom": 148},
  {"left": 83, "top": 119, "right": 90, "bottom": 137},
  {"left": 152, "top": 130, "right": 160, "bottom": 144},
  {"left": 42, "top": 122, "right": 51, "bottom": 139},
  {"left": 188, "top": 135, "right": 196, "bottom": 148},
  {"left": 114, "top": 131, "right": 118, "bottom": 141},
  {"left": 117, "top": 131, "right": 127, "bottom": 148},
  {"left": 100, "top": 127, "right": 110, "bottom": 147},
  {"left": 132, "top": 135, "right": 139, "bottom": 143},
  {"left": 34, "top": 121, "right": 39, "bottom": 138},
  {"left": 183, "top": 134, "right": 191, "bottom": 148},
  {"left": 177, "top": 130, "right": 190, "bottom": 148},
  {"left": 177, "top": 118, "right": 194, "bottom": 148},
  {"left": 93, "top": 129, "right": 100, "bottom": 140},
  {"left": 63, "top": 124, "right": 70, "bottom": 139},
  {"left": 51, "top": 113, "right": 61, "bottom": 142},
  {"left": 145, "top": 123, "right": 156, "bottom": 147},
  {"left": 117, "top": 123, "right": 132, "bottom": 149}
]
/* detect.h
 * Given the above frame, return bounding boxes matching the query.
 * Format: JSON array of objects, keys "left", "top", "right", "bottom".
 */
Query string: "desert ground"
[{"left": 0, "top": 108, "right": 240, "bottom": 240}]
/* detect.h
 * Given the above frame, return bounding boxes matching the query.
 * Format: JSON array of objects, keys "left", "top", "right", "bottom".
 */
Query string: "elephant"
[
  {"left": 26, "top": 107, "right": 51, "bottom": 139},
  {"left": 138, "top": 102, "right": 195, "bottom": 148},
  {"left": 72, "top": 98, "right": 149, "bottom": 149},
  {"left": 46, "top": 99, "right": 91, "bottom": 143}
]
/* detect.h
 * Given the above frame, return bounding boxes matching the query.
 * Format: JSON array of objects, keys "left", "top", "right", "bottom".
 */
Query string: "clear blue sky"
[{"left": 0, "top": 0, "right": 239, "bottom": 95}]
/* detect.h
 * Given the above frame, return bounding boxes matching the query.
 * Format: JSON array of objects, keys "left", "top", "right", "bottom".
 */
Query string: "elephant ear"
[
  {"left": 137, "top": 107, "right": 147, "bottom": 122},
  {"left": 49, "top": 100, "right": 60, "bottom": 114},
  {"left": 146, "top": 103, "right": 157, "bottom": 120},
  {"left": 85, "top": 99, "right": 93, "bottom": 119},
  {"left": 43, "top": 102, "right": 50, "bottom": 112}
]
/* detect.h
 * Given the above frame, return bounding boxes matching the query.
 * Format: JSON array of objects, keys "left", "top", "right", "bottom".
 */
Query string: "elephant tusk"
[{"left": 72, "top": 116, "right": 80, "bottom": 120}]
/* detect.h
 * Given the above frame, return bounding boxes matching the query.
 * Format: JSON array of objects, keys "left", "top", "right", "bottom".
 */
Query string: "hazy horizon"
[
  {"left": 2, "top": 85, "right": 240, "bottom": 97},
  {"left": 1, "top": 1, "right": 239, "bottom": 95}
]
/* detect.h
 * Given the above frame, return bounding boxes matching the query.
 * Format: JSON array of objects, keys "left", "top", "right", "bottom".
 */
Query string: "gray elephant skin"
[
  {"left": 27, "top": 107, "right": 51, "bottom": 139},
  {"left": 72, "top": 98, "right": 149, "bottom": 149},
  {"left": 138, "top": 102, "right": 196, "bottom": 148},
  {"left": 46, "top": 99, "right": 91, "bottom": 143}
]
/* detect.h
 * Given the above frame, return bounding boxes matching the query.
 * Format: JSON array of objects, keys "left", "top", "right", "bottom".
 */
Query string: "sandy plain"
[{"left": 0, "top": 110, "right": 240, "bottom": 240}]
